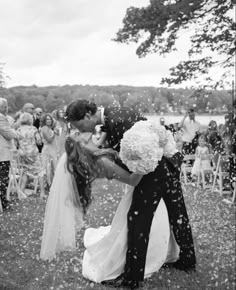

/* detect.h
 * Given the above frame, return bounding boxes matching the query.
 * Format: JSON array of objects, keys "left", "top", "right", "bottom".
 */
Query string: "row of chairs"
[
  {"left": 181, "top": 153, "right": 235, "bottom": 204},
  {"left": 0, "top": 150, "right": 53, "bottom": 212}
]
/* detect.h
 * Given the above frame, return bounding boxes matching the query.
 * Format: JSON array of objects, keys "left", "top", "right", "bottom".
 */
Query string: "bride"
[{"left": 40, "top": 130, "right": 179, "bottom": 282}]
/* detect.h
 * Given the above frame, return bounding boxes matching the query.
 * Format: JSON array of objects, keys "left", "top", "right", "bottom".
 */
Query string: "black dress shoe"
[
  {"left": 101, "top": 274, "right": 125, "bottom": 288},
  {"left": 162, "top": 261, "right": 196, "bottom": 272},
  {"left": 101, "top": 274, "right": 139, "bottom": 289}
]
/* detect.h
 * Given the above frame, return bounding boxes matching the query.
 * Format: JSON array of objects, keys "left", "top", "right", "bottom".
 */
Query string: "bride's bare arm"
[{"left": 99, "top": 157, "right": 143, "bottom": 186}]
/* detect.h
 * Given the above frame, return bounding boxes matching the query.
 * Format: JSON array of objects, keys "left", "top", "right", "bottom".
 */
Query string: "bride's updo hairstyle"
[{"left": 65, "top": 99, "right": 97, "bottom": 122}]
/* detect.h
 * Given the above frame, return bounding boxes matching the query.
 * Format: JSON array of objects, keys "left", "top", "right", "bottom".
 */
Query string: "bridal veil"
[{"left": 40, "top": 153, "right": 84, "bottom": 261}]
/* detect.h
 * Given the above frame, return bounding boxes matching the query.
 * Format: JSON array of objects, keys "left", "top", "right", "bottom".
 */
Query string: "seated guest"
[
  {"left": 17, "top": 112, "right": 45, "bottom": 197},
  {"left": 0, "top": 98, "right": 19, "bottom": 210}
]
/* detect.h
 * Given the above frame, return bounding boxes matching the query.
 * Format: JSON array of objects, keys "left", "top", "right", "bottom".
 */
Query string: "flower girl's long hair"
[{"left": 65, "top": 137, "right": 116, "bottom": 214}]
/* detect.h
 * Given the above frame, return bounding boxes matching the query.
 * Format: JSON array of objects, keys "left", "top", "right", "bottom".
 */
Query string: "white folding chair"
[
  {"left": 24, "top": 153, "right": 46, "bottom": 198},
  {"left": 200, "top": 154, "right": 215, "bottom": 190},
  {"left": 180, "top": 154, "right": 195, "bottom": 186},
  {"left": 7, "top": 150, "right": 26, "bottom": 200},
  {"left": 212, "top": 154, "right": 231, "bottom": 195}
]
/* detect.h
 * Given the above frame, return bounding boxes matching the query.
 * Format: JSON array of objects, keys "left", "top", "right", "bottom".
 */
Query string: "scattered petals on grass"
[{"left": 0, "top": 181, "right": 235, "bottom": 289}]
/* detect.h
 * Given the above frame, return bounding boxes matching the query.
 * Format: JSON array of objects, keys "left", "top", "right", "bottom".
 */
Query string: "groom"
[{"left": 65, "top": 100, "right": 196, "bottom": 289}]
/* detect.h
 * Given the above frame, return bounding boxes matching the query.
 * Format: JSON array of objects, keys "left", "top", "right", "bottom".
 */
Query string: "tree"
[{"left": 114, "top": 0, "right": 235, "bottom": 88}]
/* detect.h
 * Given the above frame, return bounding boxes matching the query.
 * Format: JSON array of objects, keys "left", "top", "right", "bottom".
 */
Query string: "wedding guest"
[
  {"left": 191, "top": 134, "right": 212, "bottom": 182},
  {"left": 14, "top": 103, "right": 35, "bottom": 130},
  {"left": 179, "top": 108, "right": 201, "bottom": 155},
  {"left": 206, "top": 120, "right": 224, "bottom": 154},
  {"left": 54, "top": 108, "right": 68, "bottom": 158},
  {"left": 40, "top": 113, "right": 59, "bottom": 185},
  {"left": 0, "top": 98, "right": 19, "bottom": 211},
  {"left": 34, "top": 107, "right": 44, "bottom": 153},
  {"left": 17, "top": 112, "right": 45, "bottom": 197},
  {"left": 33, "top": 107, "right": 43, "bottom": 129},
  {"left": 22, "top": 103, "right": 35, "bottom": 115}
]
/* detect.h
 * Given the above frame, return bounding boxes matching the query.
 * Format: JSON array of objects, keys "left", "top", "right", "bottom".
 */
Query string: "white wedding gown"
[
  {"left": 40, "top": 153, "right": 180, "bottom": 281},
  {"left": 82, "top": 186, "right": 180, "bottom": 282}
]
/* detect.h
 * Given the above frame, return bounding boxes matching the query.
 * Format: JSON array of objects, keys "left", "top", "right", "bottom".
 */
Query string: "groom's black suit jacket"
[
  {"left": 101, "top": 106, "right": 183, "bottom": 172},
  {"left": 101, "top": 106, "right": 146, "bottom": 152}
]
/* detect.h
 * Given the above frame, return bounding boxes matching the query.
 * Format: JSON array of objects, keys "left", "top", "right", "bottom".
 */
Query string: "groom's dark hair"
[{"left": 65, "top": 99, "right": 97, "bottom": 121}]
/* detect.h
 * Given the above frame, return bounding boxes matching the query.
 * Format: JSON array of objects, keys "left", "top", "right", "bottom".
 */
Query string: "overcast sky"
[{"left": 0, "top": 0, "right": 216, "bottom": 88}]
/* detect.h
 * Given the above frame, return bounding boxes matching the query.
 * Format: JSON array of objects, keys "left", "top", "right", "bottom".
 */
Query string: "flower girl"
[{"left": 191, "top": 134, "right": 212, "bottom": 181}]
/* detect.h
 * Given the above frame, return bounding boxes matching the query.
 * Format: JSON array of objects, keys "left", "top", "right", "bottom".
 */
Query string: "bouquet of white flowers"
[{"left": 120, "top": 120, "right": 177, "bottom": 174}]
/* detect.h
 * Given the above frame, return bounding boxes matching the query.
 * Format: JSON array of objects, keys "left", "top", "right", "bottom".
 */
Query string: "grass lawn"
[{"left": 0, "top": 180, "right": 235, "bottom": 290}]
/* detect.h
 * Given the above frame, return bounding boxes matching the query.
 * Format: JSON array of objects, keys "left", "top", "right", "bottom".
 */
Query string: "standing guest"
[
  {"left": 206, "top": 120, "right": 224, "bottom": 153},
  {"left": 34, "top": 107, "right": 44, "bottom": 153},
  {"left": 17, "top": 112, "right": 45, "bottom": 197},
  {"left": 22, "top": 103, "right": 35, "bottom": 115},
  {"left": 205, "top": 120, "right": 225, "bottom": 170},
  {"left": 179, "top": 108, "right": 201, "bottom": 155},
  {"left": 40, "top": 113, "right": 59, "bottom": 185},
  {"left": 14, "top": 103, "right": 35, "bottom": 130},
  {"left": 54, "top": 108, "right": 68, "bottom": 158},
  {"left": 0, "top": 98, "right": 19, "bottom": 211},
  {"left": 33, "top": 107, "right": 43, "bottom": 129}
]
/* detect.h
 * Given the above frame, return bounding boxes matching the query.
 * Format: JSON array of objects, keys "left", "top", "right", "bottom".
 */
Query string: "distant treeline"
[{"left": 0, "top": 84, "right": 232, "bottom": 114}]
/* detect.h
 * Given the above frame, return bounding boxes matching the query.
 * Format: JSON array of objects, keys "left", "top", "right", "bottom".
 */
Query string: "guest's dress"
[
  {"left": 191, "top": 145, "right": 212, "bottom": 176},
  {"left": 41, "top": 125, "right": 58, "bottom": 184},
  {"left": 17, "top": 125, "right": 41, "bottom": 175},
  {"left": 54, "top": 120, "right": 68, "bottom": 158}
]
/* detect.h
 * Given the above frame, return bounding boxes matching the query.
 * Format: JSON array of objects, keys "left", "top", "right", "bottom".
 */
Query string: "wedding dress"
[
  {"left": 40, "top": 153, "right": 84, "bottom": 261},
  {"left": 82, "top": 185, "right": 180, "bottom": 283},
  {"left": 40, "top": 152, "right": 179, "bottom": 280}
]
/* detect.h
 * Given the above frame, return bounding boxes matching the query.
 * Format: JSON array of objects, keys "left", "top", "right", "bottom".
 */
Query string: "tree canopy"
[
  {"left": 114, "top": 0, "right": 235, "bottom": 88},
  {"left": 3, "top": 84, "right": 232, "bottom": 115}
]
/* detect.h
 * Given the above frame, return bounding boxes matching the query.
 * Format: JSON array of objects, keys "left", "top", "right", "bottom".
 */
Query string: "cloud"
[{"left": 0, "top": 0, "right": 194, "bottom": 87}]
